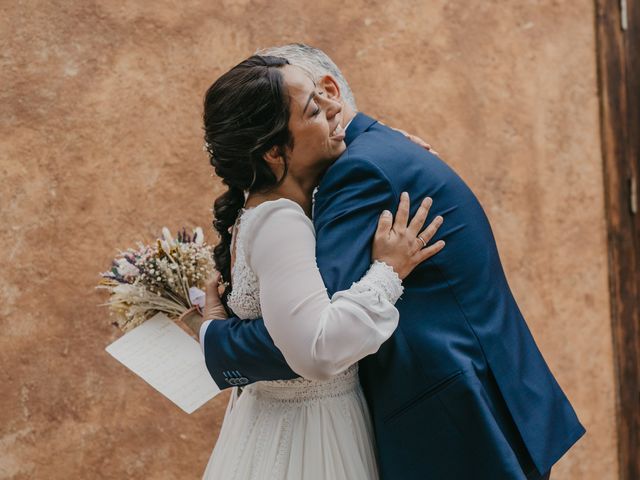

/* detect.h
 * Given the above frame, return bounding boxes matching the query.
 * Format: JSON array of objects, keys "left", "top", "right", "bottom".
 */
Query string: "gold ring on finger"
[{"left": 417, "top": 235, "right": 427, "bottom": 248}]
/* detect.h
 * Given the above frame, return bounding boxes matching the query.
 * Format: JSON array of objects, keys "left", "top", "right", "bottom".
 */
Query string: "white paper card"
[{"left": 106, "top": 312, "right": 220, "bottom": 414}]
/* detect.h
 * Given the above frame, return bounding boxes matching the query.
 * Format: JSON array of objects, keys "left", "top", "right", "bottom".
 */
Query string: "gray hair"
[{"left": 255, "top": 43, "right": 357, "bottom": 111}]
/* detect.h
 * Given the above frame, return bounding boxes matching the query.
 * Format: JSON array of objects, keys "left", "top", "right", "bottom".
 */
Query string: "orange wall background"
[{"left": 0, "top": 1, "right": 618, "bottom": 478}]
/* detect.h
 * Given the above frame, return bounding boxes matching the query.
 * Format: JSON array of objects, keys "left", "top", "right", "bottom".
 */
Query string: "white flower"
[
  {"left": 161, "top": 227, "right": 176, "bottom": 253},
  {"left": 116, "top": 258, "right": 140, "bottom": 278},
  {"left": 193, "top": 227, "right": 204, "bottom": 245},
  {"left": 162, "top": 227, "right": 174, "bottom": 244}
]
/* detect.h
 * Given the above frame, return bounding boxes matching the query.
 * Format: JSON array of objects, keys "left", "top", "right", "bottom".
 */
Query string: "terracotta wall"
[{"left": 0, "top": 1, "right": 618, "bottom": 478}]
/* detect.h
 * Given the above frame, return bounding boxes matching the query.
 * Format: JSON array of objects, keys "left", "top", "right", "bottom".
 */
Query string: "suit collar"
[{"left": 345, "top": 112, "right": 377, "bottom": 146}]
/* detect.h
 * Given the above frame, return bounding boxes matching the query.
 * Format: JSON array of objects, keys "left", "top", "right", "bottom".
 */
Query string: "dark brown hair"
[{"left": 203, "top": 55, "right": 292, "bottom": 308}]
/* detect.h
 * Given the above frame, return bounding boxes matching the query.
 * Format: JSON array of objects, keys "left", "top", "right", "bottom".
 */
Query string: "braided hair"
[{"left": 203, "top": 55, "right": 292, "bottom": 307}]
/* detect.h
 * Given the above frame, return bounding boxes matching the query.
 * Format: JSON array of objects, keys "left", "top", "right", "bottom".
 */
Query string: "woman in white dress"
[{"left": 196, "top": 55, "right": 445, "bottom": 479}]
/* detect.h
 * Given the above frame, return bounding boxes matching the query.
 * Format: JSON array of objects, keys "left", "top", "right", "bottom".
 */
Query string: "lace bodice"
[{"left": 226, "top": 207, "right": 262, "bottom": 320}]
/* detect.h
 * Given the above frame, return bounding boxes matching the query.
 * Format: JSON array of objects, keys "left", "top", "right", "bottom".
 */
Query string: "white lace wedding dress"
[{"left": 202, "top": 198, "right": 404, "bottom": 480}]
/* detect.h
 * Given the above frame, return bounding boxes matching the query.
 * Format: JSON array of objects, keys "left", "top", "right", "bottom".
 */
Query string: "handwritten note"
[{"left": 106, "top": 312, "right": 220, "bottom": 414}]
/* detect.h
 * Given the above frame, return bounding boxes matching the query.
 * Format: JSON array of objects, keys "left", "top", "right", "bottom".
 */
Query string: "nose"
[{"left": 321, "top": 95, "right": 342, "bottom": 120}]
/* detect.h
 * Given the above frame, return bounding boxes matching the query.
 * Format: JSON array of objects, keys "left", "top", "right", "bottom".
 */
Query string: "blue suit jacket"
[{"left": 203, "top": 113, "right": 585, "bottom": 479}]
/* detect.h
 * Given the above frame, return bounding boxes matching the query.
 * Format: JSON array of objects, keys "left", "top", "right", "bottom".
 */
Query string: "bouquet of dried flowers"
[{"left": 98, "top": 227, "right": 216, "bottom": 332}]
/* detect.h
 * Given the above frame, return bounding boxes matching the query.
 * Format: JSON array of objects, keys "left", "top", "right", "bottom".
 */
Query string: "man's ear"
[{"left": 318, "top": 74, "right": 341, "bottom": 101}]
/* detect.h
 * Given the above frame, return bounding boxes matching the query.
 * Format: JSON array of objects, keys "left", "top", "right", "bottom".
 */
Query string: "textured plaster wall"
[{"left": 0, "top": 1, "right": 618, "bottom": 479}]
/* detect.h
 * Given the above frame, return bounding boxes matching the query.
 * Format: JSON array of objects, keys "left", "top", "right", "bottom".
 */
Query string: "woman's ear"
[
  {"left": 318, "top": 74, "right": 341, "bottom": 101},
  {"left": 263, "top": 145, "right": 286, "bottom": 179},
  {"left": 263, "top": 145, "right": 285, "bottom": 166}
]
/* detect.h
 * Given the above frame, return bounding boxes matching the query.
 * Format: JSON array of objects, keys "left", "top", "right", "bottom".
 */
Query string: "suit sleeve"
[
  {"left": 313, "top": 155, "right": 399, "bottom": 295},
  {"left": 201, "top": 315, "right": 299, "bottom": 390}
]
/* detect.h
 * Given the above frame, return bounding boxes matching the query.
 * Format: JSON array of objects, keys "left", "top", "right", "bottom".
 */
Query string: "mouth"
[{"left": 329, "top": 122, "right": 346, "bottom": 141}]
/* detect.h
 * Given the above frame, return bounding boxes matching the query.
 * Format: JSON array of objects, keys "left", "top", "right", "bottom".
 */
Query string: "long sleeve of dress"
[{"left": 244, "top": 199, "right": 403, "bottom": 381}]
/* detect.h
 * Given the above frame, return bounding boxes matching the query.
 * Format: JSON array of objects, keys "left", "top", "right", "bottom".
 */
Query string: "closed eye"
[{"left": 311, "top": 91, "right": 324, "bottom": 116}]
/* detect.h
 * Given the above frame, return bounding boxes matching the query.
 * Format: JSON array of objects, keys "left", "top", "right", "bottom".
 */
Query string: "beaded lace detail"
[
  {"left": 351, "top": 260, "right": 404, "bottom": 304},
  {"left": 245, "top": 365, "right": 360, "bottom": 402}
]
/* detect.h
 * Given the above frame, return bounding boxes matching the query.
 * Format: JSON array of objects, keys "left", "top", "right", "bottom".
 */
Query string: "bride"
[{"left": 195, "top": 55, "right": 444, "bottom": 479}]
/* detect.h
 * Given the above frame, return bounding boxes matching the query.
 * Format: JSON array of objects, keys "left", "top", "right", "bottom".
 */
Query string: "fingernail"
[
  {"left": 424, "top": 197, "right": 432, "bottom": 205},
  {"left": 382, "top": 210, "right": 391, "bottom": 217},
  {"left": 402, "top": 192, "right": 408, "bottom": 200},
  {"left": 436, "top": 216, "right": 443, "bottom": 224}
]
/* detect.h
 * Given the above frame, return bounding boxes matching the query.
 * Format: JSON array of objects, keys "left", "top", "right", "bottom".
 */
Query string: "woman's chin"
[{"left": 334, "top": 140, "right": 347, "bottom": 156}]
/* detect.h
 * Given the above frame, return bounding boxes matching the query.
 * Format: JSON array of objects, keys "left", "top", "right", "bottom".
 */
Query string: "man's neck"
[{"left": 341, "top": 104, "right": 357, "bottom": 129}]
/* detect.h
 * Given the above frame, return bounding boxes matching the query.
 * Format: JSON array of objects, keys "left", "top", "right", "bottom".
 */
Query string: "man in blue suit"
[{"left": 200, "top": 44, "right": 585, "bottom": 479}]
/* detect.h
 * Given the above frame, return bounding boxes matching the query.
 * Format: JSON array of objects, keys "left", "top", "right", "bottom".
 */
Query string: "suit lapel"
[{"left": 345, "top": 112, "right": 378, "bottom": 146}]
